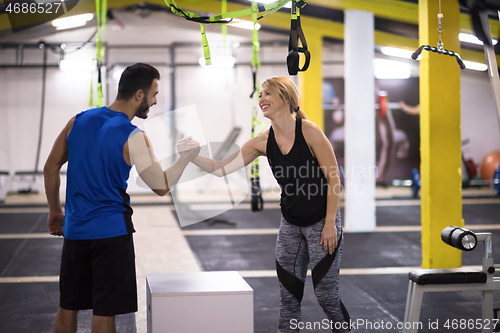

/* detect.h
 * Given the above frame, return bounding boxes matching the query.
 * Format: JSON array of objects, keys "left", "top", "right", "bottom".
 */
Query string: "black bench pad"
[{"left": 409, "top": 268, "right": 487, "bottom": 285}]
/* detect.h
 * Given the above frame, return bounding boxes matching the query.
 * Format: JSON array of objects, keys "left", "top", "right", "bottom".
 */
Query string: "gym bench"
[{"left": 403, "top": 227, "right": 500, "bottom": 333}]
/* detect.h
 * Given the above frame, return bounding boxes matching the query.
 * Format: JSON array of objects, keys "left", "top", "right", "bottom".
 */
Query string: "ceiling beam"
[
  {"left": 307, "top": 0, "right": 500, "bottom": 39},
  {"left": 0, "top": 0, "right": 497, "bottom": 65}
]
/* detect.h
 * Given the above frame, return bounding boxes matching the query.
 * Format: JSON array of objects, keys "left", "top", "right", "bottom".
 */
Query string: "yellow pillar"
[
  {"left": 299, "top": 31, "right": 324, "bottom": 130},
  {"left": 419, "top": 0, "right": 462, "bottom": 268}
]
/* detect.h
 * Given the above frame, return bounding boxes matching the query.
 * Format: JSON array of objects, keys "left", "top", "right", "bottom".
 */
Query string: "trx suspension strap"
[
  {"left": 250, "top": 3, "right": 264, "bottom": 212},
  {"left": 222, "top": 0, "right": 228, "bottom": 58},
  {"left": 91, "top": 0, "right": 107, "bottom": 106},
  {"left": 287, "top": 0, "right": 310, "bottom": 75},
  {"left": 162, "top": 0, "right": 289, "bottom": 66},
  {"left": 250, "top": 104, "right": 265, "bottom": 212}
]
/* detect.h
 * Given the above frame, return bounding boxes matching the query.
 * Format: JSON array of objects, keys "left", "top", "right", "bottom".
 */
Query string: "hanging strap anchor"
[
  {"left": 411, "top": 6, "right": 465, "bottom": 69},
  {"left": 287, "top": 0, "right": 310, "bottom": 75}
]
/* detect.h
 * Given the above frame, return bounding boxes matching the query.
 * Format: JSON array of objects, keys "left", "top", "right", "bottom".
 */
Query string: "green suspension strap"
[
  {"left": 162, "top": 0, "right": 290, "bottom": 66},
  {"left": 250, "top": 6, "right": 264, "bottom": 212},
  {"left": 222, "top": 0, "right": 227, "bottom": 57},
  {"left": 90, "top": 0, "right": 106, "bottom": 107}
]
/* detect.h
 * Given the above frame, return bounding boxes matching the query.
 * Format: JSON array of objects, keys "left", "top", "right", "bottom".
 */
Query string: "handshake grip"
[{"left": 177, "top": 137, "right": 201, "bottom": 159}]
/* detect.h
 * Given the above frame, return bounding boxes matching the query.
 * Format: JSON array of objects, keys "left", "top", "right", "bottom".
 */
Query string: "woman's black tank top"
[{"left": 266, "top": 118, "right": 328, "bottom": 227}]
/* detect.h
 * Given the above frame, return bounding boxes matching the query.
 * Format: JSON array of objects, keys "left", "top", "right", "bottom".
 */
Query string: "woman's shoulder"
[
  {"left": 246, "top": 128, "right": 270, "bottom": 149},
  {"left": 301, "top": 119, "right": 323, "bottom": 140},
  {"left": 257, "top": 128, "right": 271, "bottom": 139},
  {"left": 239, "top": 128, "right": 270, "bottom": 157}
]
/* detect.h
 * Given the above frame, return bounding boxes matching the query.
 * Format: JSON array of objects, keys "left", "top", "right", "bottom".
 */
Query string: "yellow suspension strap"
[
  {"left": 91, "top": 0, "right": 107, "bottom": 106},
  {"left": 162, "top": 0, "right": 289, "bottom": 66},
  {"left": 411, "top": 0, "right": 465, "bottom": 69},
  {"left": 250, "top": 7, "right": 264, "bottom": 212},
  {"left": 287, "top": 0, "right": 310, "bottom": 75}
]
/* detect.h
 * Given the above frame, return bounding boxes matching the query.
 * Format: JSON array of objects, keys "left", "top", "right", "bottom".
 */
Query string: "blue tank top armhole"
[{"left": 129, "top": 127, "right": 143, "bottom": 138}]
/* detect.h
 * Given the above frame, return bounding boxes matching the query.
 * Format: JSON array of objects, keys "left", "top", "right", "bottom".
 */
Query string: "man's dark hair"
[{"left": 117, "top": 63, "right": 160, "bottom": 100}]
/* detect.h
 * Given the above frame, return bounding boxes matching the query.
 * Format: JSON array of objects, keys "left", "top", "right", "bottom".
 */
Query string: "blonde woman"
[{"left": 178, "top": 76, "right": 351, "bottom": 333}]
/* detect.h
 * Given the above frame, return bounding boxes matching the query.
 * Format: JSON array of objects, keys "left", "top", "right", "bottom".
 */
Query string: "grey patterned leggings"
[{"left": 276, "top": 209, "right": 350, "bottom": 333}]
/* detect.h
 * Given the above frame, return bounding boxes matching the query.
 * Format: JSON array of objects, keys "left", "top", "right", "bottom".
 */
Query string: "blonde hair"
[{"left": 261, "top": 76, "right": 308, "bottom": 120}]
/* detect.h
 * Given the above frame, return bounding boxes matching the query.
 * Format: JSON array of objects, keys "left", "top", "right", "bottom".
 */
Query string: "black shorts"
[{"left": 59, "top": 233, "right": 138, "bottom": 316}]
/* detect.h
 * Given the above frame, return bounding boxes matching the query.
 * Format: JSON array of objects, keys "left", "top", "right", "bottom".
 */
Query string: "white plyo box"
[{"left": 146, "top": 271, "right": 254, "bottom": 333}]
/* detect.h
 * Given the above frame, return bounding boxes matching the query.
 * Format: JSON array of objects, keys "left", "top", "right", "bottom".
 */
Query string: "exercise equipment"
[
  {"left": 441, "top": 226, "right": 477, "bottom": 251},
  {"left": 410, "top": 165, "right": 500, "bottom": 198},
  {"left": 250, "top": 110, "right": 264, "bottom": 212},
  {"left": 404, "top": 227, "right": 499, "bottom": 333},
  {"left": 286, "top": 0, "right": 310, "bottom": 75},
  {"left": 411, "top": 168, "right": 420, "bottom": 199},
  {"left": 411, "top": 0, "right": 465, "bottom": 69},
  {"left": 89, "top": 0, "right": 107, "bottom": 107},
  {"left": 147, "top": 272, "right": 253, "bottom": 333},
  {"left": 481, "top": 150, "right": 500, "bottom": 181},
  {"left": 250, "top": 7, "right": 264, "bottom": 212},
  {"left": 161, "top": 0, "right": 309, "bottom": 75},
  {"left": 460, "top": 1, "right": 500, "bottom": 132},
  {"left": 390, "top": 168, "right": 420, "bottom": 198},
  {"left": 162, "top": 0, "right": 288, "bottom": 66},
  {"left": 459, "top": 0, "right": 500, "bottom": 48},
  {"left": 378, "top": 94, "right": 387, "bottom": 119},
  {"left": 375, "top": 92, "right": 403, "bottom": 119},
  {"left": 0, "top": 171, "right": 10, "bottom": 202}
]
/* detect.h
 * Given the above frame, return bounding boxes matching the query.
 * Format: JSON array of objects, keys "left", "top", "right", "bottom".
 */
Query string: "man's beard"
[{"left": 136, "top": 97, "right": 149, "bottom": 119}]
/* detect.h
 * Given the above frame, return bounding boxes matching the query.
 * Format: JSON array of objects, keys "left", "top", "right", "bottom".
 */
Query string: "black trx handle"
[
  {"left": 411, "top": 45, "right": 466, "bottom": 69},
  {"left": 250, "top": 68, "right": 257, "bottom": 98},
  {"left": 287, "top": 1, "right": 310, "bottom": 76},
  {"left": 97, "top": 61, "right": 102, "bottom": 85},
  {"left": 250, "top": 177, "right": 263, "bottom": 212}
]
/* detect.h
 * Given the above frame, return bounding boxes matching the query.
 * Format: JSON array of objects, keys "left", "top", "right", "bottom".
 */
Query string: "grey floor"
[
  {"left": 2, "top": 197, "right": 500, "bottom": 332},
  {"left": 183, "top": 203, "right": 500, "bottom": 333}
]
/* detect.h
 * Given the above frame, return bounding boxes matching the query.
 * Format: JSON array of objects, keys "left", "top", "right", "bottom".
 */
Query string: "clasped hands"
[{"left": 177, "top": 136, "right": 201, "bottom": 160}]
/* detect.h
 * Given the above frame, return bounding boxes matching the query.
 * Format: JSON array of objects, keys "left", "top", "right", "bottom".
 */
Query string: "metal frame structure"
[{"left": 404, "top": 232, "right": 499, "bottom": 333}]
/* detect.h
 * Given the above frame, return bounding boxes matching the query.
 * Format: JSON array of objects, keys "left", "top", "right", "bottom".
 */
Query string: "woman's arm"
[
  {"left": 176, "top": 130, "right": 269, "bottom": 177},
  {"left": 125, "top": 132, "right": 200, "bottom": 196},
  {"left": 302, "top": 120, "right": 342, "bottom": 254}
]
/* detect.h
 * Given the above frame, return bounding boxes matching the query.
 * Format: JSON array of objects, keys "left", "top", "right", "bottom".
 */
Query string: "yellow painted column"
[
  {"left": 299, "top": 31, "right": 324, "bottom": 130},
  {"left": 419, "top": 0, "right": 462, "bottom": 268}
]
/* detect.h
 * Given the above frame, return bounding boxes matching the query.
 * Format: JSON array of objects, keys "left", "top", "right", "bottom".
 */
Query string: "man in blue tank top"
[{"left": 44, "top": 63, "right": 200, "bottom": 333}]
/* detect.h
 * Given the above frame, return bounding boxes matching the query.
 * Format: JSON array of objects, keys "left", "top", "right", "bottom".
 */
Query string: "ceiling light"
[
  {"left": 374, "top": 59, "right": 411, "bottom": 79},
  {"left": 380, "top": 46, "right": 418, "bottom": 60},
  {"left": 198, "top": 56, "right": 236, "bottom": 68},
  {"left": 59, "top": 59, "right": 96, "bottom": 72},
  {"left": 52, "top": 13, "right": 93, "bottom": 30},
  {"left": 229, "top": 19, "right": 260, "bottom": 31},
  {"left": 459, "top": 32, "right": 498, "bottom": 46},
  {"left": 247, "top": 0, "right": 291, "bottom": 9},
  {"left": 462, "top": 60, "right": 488, "bottom": 71}
]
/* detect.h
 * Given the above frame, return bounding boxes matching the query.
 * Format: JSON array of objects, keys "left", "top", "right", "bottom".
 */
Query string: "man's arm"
[
  {"left": 125, "top": 132, "right": 200, "bottom": 196},
  {"left": 175, "top": 131, "right": 268, "bottom": 177},
  {"left": 43, "top": 117, "right": 75, "bottom": 236}
]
